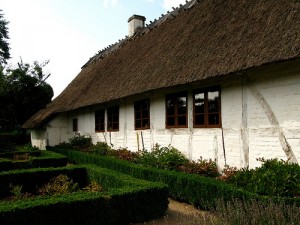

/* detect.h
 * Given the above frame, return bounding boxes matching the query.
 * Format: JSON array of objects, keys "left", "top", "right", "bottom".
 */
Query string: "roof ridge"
[{"left": 81, "top": 0, "right": 200, "bottom": 69}]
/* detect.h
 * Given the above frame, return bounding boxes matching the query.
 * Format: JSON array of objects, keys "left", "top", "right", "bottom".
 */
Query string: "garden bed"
[
  {"left": 0, "top": 150, "right": 68, "bottom": 171},
  {"left": 0, "top": 164, "right": 168, "bottom": 225}
]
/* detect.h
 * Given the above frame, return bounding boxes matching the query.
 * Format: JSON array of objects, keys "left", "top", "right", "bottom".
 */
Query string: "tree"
[
  {"left": 0, "top": 59, "right": 53, "bottom": 131},
  {"left": 0, "top": 9, "right": 10, "bottom": 65}
]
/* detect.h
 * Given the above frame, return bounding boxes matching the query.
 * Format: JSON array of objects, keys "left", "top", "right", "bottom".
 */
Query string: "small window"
[
  {"left": 166, "top": 91, "right": 188, "bottom": 128},
  {"left": 107, "top": 106, "right": 119, "bottom": 131},
  {"left": 134, "top": 99, "right": 150, "bottom": 130},
  {"left": 194, "top": 87, "right": 221, "bottom": 128},
  {"left": 72, "top": 118, "right": 78, "bottom": 132},
  {"left": 95, "top": 110, "right": 105, "bottom": 132}
]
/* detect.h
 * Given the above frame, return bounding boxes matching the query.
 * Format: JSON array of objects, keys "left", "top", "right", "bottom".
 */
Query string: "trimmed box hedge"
[
  {"left": 0, "top": 164, "right": 168, "bottom": 225},
  {"left": 0, "top": 151, "right": 68, "bottom": 171},
  {"left": 0, "top": 166, "right": 87, "bottom": 198},
  {"left": 54, "top": 148, "right": 300, "bottom": 209}
]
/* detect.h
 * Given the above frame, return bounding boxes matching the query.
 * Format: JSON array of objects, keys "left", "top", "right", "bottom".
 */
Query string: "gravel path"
[{"left": 132, "top": 199, "right": 215, "bottom": 225}]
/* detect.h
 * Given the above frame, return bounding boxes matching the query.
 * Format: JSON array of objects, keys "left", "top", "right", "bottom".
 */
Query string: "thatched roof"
[{"left": 23, "top": 0, "right": 300, "bottom": 129}]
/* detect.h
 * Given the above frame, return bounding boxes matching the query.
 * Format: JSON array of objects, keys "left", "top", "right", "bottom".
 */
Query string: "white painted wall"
[{"left": 31, "top": 61, "right": 300, "bottom": 169}]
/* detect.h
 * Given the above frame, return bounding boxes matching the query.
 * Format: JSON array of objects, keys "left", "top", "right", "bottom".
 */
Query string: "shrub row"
[
  {"left": 0, "top": 151, "right": 68, "bottom": 171},
  {"left": 54, "top": 148, "right": 300, "bottom": 209},
  {"left": 0, "top": 164, "right": 168, "bottom": 225}
]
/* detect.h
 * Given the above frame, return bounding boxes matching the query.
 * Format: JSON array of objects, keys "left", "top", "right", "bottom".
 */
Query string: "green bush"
[
  {"left": 226, "top": 158, "right": 300, "bottom": 198},
  {"left": 109, "top": 147, "right": 139, "bottom": 162},
  {"left": 177, "top": 157, "right": 220, "bottom": 178},
  {"left": 138, "top": 144, "right": 189, "bottom": 170},
  {"left": 91, "top": 141, "right": 112, "bottom": 155},
  {"left": 69, "top": 134, "right": 92, "bottom": 151}
]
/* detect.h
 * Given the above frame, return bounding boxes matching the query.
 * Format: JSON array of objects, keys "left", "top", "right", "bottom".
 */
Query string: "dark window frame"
[
  {"left": 107, "top": 106, "right": 119, "bottom": 132},
  {"left": 72, "top": 118, "right": 78, "bottom": 132},
  {"left": 193, "top": 87, "right": 221, "bottom": 128},
  {"left": 95, "top": 109, "right": 105, "bottom": 132},
  {"left": 166, "top": 91, "right": 188, "bottom": 128},
  {"left": 134, "top": 99, "right": 150, "bottom": 130}
]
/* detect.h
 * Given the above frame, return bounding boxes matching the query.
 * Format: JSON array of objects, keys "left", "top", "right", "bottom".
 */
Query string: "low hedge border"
[
  {"left": 0, "top": 164, "right": 168, "bottom": 225},
  {"left": 53, "top": 148, "right": 300, "bottom": 208},
  {"left": 0, "top": 165, "right": 87, "bottom": 198},
  {"left": 0, "top": 151, "right": 68, "bottom": 171}
]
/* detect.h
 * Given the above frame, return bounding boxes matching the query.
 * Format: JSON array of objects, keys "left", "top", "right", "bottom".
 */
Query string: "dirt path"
[{"left": 132, "top": 199, "right": 215, "bottom": 225}]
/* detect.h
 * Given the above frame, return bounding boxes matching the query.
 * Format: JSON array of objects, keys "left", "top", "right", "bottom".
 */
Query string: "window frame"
[
  {"left": 134, "top": 99, "right": 150, "bottom": 130},
  {"left": 72, "top": 118, "right": 78, "bottom": 132},
  {"left": 165, "top": 91, "right": 188, "bottom": 128},
  {"left": 193, "top": 86, "right": 221, "bottom": 128},
  {"left": 95, "top": 109, "right": 105, "bottom": 132},
  {"left": 107, "top": 106, "right": 119, "bottom": 132}
]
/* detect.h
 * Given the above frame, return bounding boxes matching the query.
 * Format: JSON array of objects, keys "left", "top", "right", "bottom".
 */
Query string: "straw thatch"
[{"left": 23, "top": 0, "right": 300, "bottom": 128}]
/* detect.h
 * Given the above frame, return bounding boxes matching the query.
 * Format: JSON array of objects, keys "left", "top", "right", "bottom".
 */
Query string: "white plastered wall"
[{"left": 31, "top": 61, "right": 300, "bottom": 169}]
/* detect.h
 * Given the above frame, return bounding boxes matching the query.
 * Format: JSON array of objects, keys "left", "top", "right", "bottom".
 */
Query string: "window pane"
[
  {"left": 142, "top": 109, "right": 149, "bottom": 118},
  {"left": 100, "top": 124, "right": 104, "bottom": 131},
  {"left": 177, "top": 96, "right": 187, "bottom": 108},
  {"left": 195, "top": 114, "right": 204, "bottom": 125},
  {"left": 208, "top": 91, "right": 219, "bottom": 113},
  {"left": 178, "top": 116, "right": 187, "bottom": 126},
  {"left": 167, "top": 106, "right": 175, "bottom": 116},
  {"left": 142, "top": 100, "right": 149, "bottom": 109},
  {"left": 167, "top": 117, "right": 175, "bottom": 126},
  {"left": 194, "top": 93, "right": 204, "bottom": 113},
  {"left": 135, "top": 111, "right": 140, "bottom": 120},
  {"left": 142, "top": 119, "right": 149, "bottom": 128},
  {"left": 113, "top": 123, "right": 119, "bottom": 130},
  {"left": 178, "top": 96, "right": 187, "bottom": 115},
  {"left": 166, "top": 96, "right": 175, "bottom": 116},
  {"left": 135, "top": 99, "right": 150, "bottom": 130},
  {"left": 208, "top": 113, "right": 219, "bottom": 125},
  {"left": 107, "top": 106, "right": 119, "bottom": 130}
]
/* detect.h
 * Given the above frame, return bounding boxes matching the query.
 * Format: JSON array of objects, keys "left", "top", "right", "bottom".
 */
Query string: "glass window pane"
[
  {"left": 136, "top": 119, "right": 141, "bottom": 128},
  {"left": 142, "top": 109, "right": 149, "bottom": 118},
  {"left": 195, "top": 114, "right": 204, "bottom": 125},
  {"left": 135, "top": 111, "right": 140, "bottom": 120},
  {"left": 177, "top": 96, "right": 187, "bottom": 108},
  {"left": 194, "top": 93, "right": 205, "bottom": 113},
  {"left": 142, "top": 119, "right": 149, "bottom": 128},
  {"left": 167, "top": 117, "right": 175, "bottom": 126},
  {"left": 113, "top": 123, "right": 119, "bottom": 130},
  {"left": 178, "top": 116, "right": 187, "bottom": 126},
  {"left": 167, "top": 106, "right": 175, "bottom": 116},
  {"left": 208, "top": 113, "right": 219, "bottom": 125},
  {"left": 208, "top": 91, "right": 219, "bottom": 113}
]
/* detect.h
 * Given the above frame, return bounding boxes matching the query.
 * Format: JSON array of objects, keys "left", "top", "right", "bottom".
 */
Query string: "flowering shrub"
[
  {"left": 138, "top": 144, "right": 189, "bottom": 170},
  {"left": 177, "top": 157, "right": 219, "bottom": 178}
]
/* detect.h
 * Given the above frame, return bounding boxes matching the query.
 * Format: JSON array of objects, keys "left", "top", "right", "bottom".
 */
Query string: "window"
[
  {"left": 166, "top": 92, "right": 188, "bottom": 128},
  {"left": 134, "top": 99, "right": 150, "bottom": 130},
  {"left": 107, "top": 106, "right": 119, "bottom": 131},
  {"left": 72, "top": 118, "right": 78, "bottom": 132},
  {"left": 95, "top": 110, "right": 105, "bottom": 132},
  {"left": 193, "top": 87, "right": 221, "bottom": 128}
]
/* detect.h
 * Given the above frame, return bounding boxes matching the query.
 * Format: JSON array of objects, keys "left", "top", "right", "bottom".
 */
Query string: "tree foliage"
[
  {"left": 0, "top": 9, "right": 10, "bottom": 65},
  {"left": 0, "top": 60, "right": 53, "bottom": 131}
]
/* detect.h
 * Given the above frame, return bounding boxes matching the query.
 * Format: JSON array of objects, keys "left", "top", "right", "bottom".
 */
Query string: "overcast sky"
[{"left": 0, "top": 0, "right": 186, "bottom": 98}]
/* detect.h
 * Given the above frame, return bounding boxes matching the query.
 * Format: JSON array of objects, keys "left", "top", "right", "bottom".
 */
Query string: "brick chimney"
[{"left": 128, "top": 15, "right": 146, "bottom": 37}]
